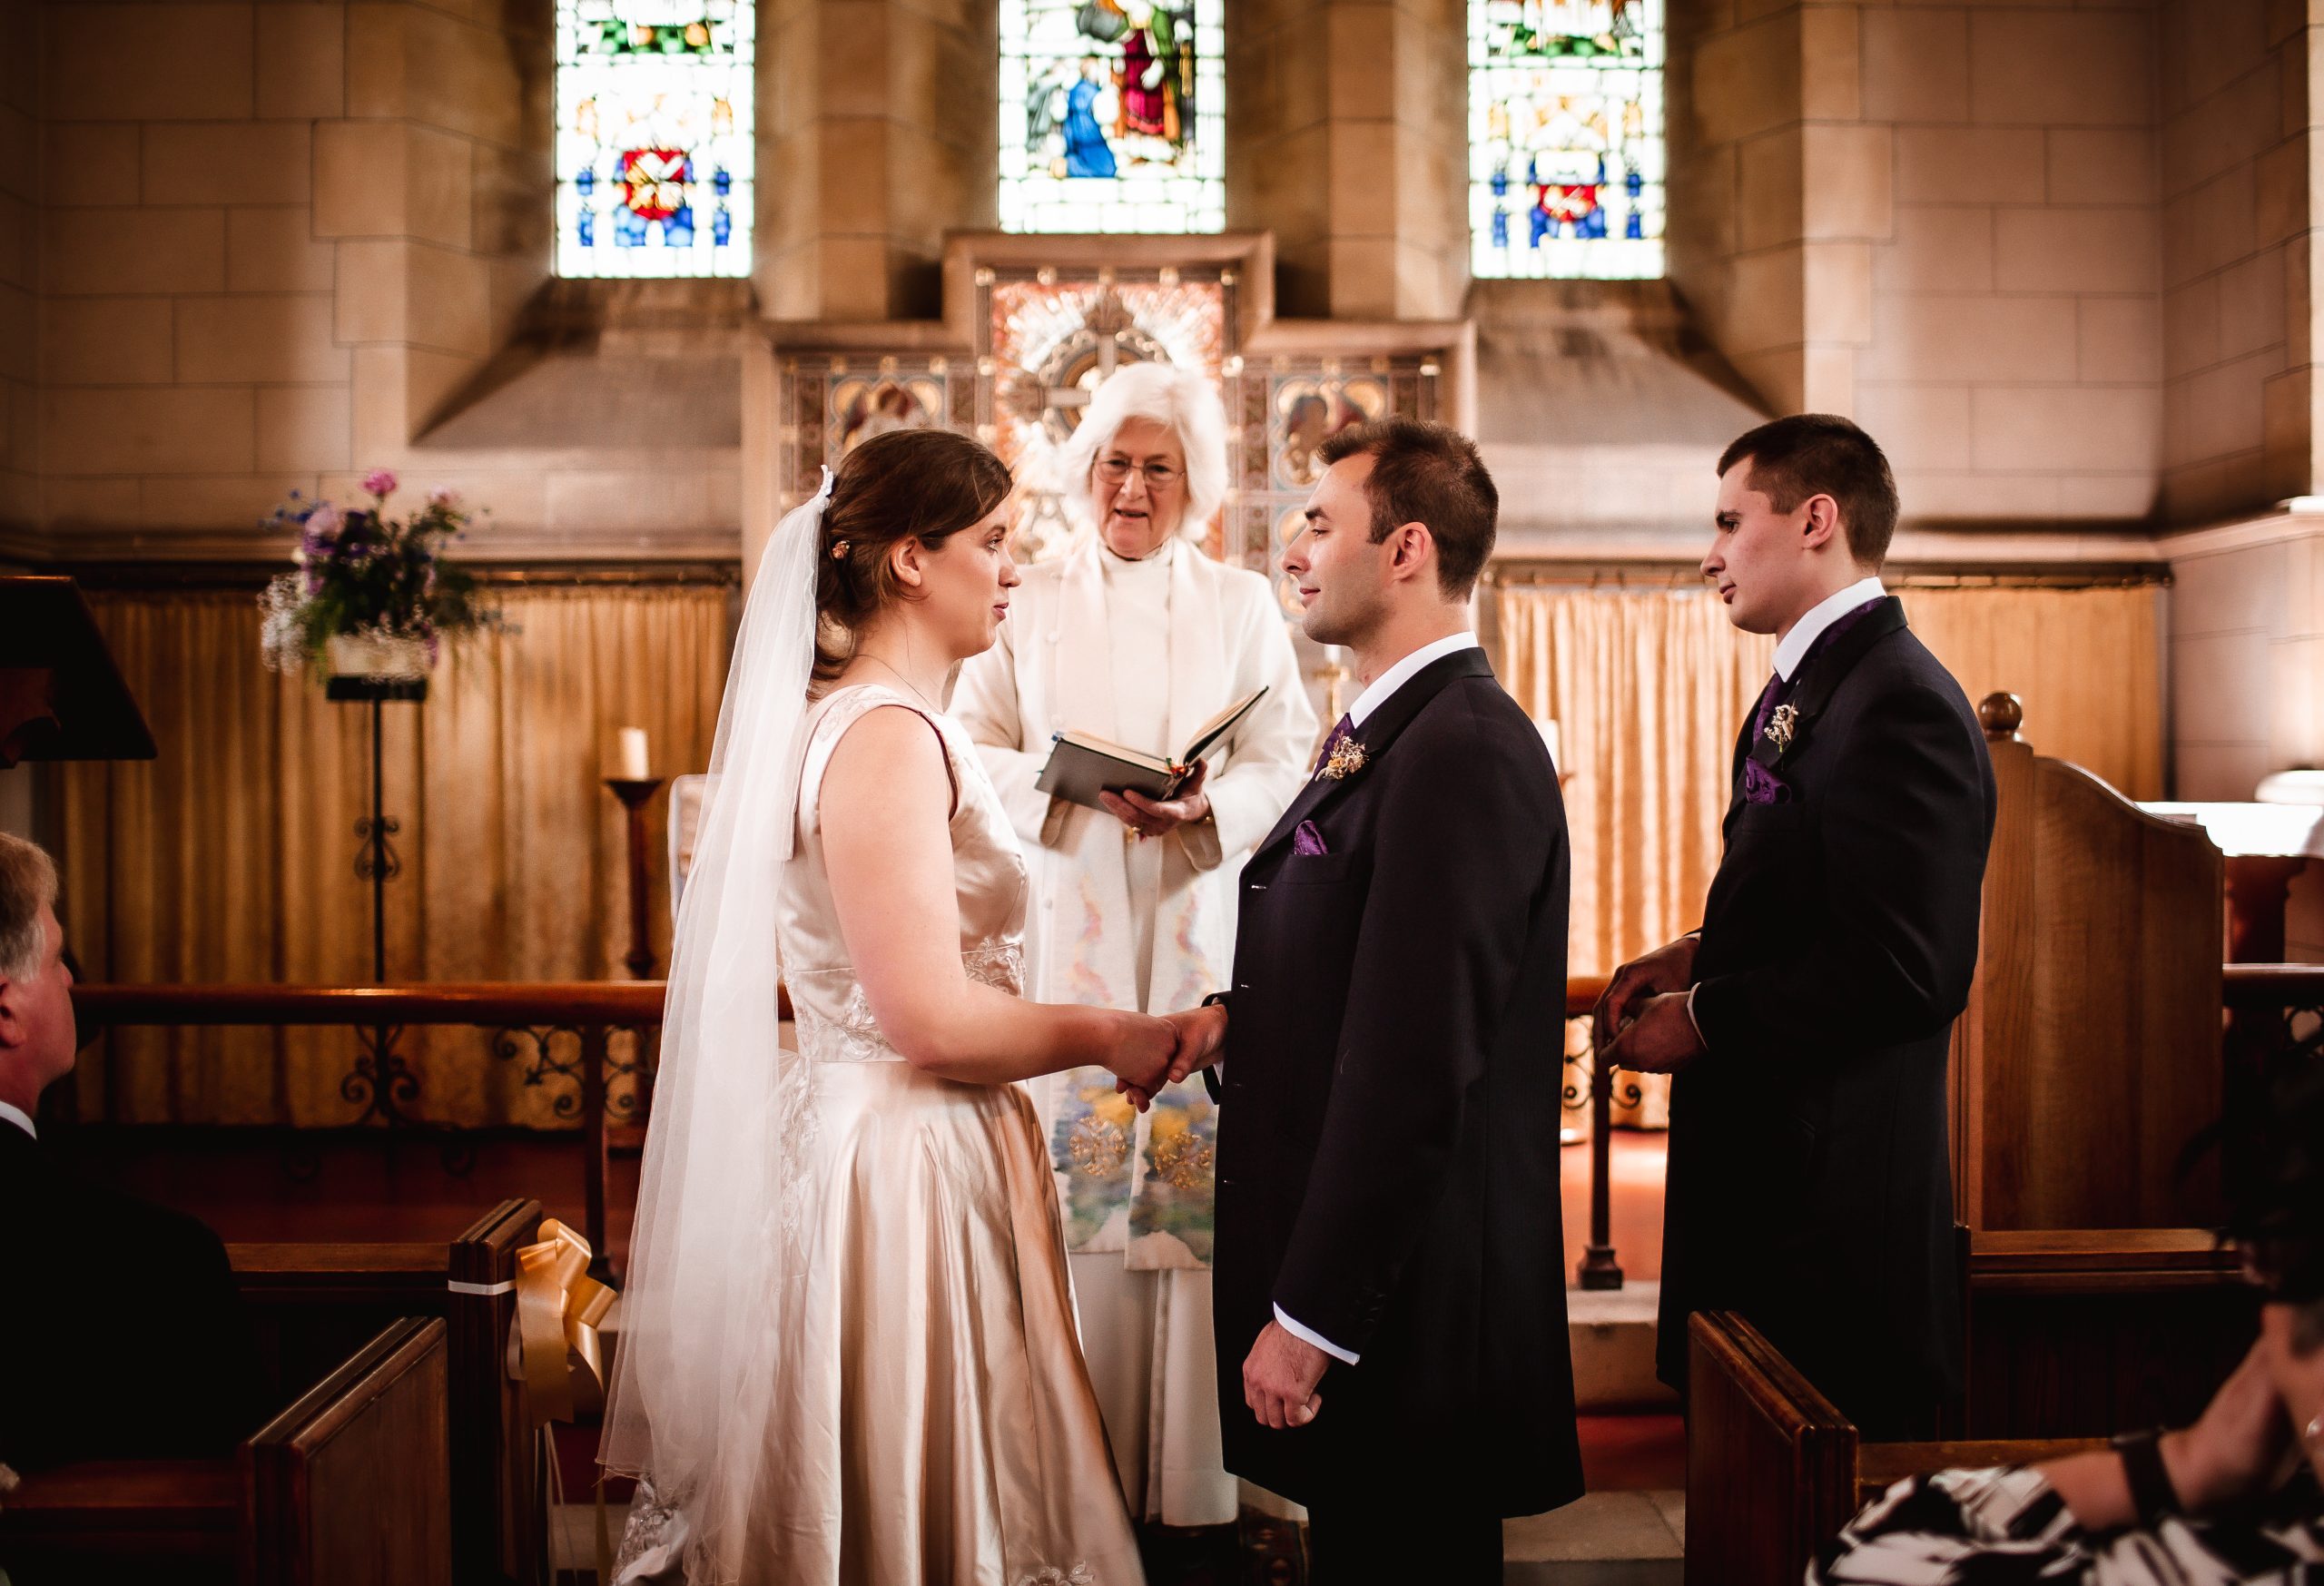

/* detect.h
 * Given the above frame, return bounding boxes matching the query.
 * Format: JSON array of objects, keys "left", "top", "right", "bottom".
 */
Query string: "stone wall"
[
  {"left": 2158, "top": 1, "right": 2315, "bottom": 527},
  {"left": 1230, "top": 0, "right": 1468, "bottom": 320},
  {"left": 1668, "top": 0, "right": 2164, "bottom": 530},
  {"left": 15, "top": 0, "right": 2323, "bottom": 565},
  {"left": 758, "top": 0, "right": 998, "bottom": 321}
]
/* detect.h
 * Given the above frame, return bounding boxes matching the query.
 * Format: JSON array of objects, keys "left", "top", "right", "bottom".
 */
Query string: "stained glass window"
[
  {"left": 999, "top": 0, "right": 1225, "bottom": 234},
  {"left": 555, "top": 0, "right": 753, "bottom": 279},
  {"left": 1470, "top": 0, "right": 1665, "bottom": 281}
]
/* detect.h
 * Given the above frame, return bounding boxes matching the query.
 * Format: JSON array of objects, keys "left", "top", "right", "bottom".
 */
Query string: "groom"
[
  {"left": 1159, "top": 418, "right": 1581, "bottom": 1579},
  {"left": 1600, "top": 414, "right": 1995, "bottom": 1439}
]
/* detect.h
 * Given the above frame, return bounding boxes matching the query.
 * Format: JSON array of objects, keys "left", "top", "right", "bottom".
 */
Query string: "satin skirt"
[{"left": 629, "top": 1059, "right": 1146, "bottom": 1586}]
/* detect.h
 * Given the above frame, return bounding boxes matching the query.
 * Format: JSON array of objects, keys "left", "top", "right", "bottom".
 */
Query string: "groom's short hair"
[
  {"left": 1318, "top": 417, "right": 1498, "bottom": 599},
  {"left": 1718, "top": 415, "right": 1900, "bottom": 569}
]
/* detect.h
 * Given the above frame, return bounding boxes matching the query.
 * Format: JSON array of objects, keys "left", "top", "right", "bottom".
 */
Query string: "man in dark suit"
[
  {"left": 1600, "top": 414, "right": 1996, "bottom": 1440},
  {"left": 0, "top": 833, "right": 262, "bottom": 1472},
  {"left": 1152, "top": 418, "right": 1580, "bottom": 1580}
]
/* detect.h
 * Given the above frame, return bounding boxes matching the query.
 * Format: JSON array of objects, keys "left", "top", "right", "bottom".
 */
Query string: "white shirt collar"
[
  {"left": 1347, "top": 632, "right": 1483, "bottom": 727},
  {"left": 0, "top": 1099, "right": 33, "bottom": 1140},
  {"left": 1773, "top": 575, "right": 1887, "bottom": 681}
]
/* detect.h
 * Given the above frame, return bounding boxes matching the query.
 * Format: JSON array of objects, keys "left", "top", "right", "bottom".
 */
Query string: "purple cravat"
[{"left": 1313, "top": 714, "right": 1354, "bottom": 777}]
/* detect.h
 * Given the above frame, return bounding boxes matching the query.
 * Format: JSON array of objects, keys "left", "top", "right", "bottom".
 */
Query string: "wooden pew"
[
  {"left": 1687, "top": 1311, "right": 2103, "bottom": 1586},
  {"left": 0, "top": 1315, "right": 452, "bottom": 1586},
  {"left": 1954, "top": 694, "right": 2225, "bottom": 1232},
  {"left": 225, "top": 1198, "right": 542, "bottom": 1586},
  {"left": 1965, "top": 1227, "right": 2256, "bottom": 1438}
]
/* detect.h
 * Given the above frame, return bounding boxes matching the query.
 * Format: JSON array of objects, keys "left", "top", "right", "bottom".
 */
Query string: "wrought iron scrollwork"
[
  {"left": 352, "top": 813, "right": 402, "bottom": 883},
  {"left": 342, "top": 1023, "right": 419, "bottom": 1126},
  {"left": 603, "top": 1025, "right": 659, "bottom": 1123},
  {"left": 490, "top": 1025, "right": 587, "bottom": 1119}
]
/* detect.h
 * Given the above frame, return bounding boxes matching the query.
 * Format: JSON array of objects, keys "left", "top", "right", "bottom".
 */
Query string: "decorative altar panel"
[{"left": 759, "top": 233, "right": 1469, "bottom": 614}]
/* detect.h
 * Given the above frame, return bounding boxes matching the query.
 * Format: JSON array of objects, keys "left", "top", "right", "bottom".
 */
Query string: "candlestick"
[{"left": 606, "top": 776, "right": 666, "bottom": 978}]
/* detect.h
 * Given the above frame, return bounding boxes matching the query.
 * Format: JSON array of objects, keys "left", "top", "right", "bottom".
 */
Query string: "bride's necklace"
[{"left": 854, "top": 653, "right": 940, "bottom": 712}]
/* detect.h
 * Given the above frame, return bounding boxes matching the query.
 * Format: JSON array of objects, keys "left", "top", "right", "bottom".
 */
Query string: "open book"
[{"left": 1035, "top": 685, "right": 1270, "bottom": 812}]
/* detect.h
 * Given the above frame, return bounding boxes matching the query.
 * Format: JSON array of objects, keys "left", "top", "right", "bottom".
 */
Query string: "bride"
[{"left": 602, "top": 428, "right": 1177, "bottom": 1585}]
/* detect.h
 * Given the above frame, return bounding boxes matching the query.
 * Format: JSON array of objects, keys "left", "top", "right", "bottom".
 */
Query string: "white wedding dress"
[{"left": 611, "top": 684, "right": 1146, "bottom": 1586}]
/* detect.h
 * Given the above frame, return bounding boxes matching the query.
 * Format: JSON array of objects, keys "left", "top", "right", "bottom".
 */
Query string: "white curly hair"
[{"left": 1055, "top": 361, "right": 1229, "bottom": 543}]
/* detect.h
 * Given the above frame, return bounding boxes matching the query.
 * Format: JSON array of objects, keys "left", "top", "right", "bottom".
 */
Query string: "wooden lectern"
[{"left": 0, "top": 576, "right": 156, "bottom": 767}]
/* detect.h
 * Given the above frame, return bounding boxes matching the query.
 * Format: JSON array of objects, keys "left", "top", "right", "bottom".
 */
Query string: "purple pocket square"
[
  {"left": 1743, "top": 761, "right": 1793, "bottom": 805},
  {"left": 1293, "top": 820, "right": 1329, "bottom": 856}
]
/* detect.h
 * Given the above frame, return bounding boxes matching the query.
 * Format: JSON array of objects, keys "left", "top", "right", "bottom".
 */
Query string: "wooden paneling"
[
  {"left": 1956, "top": 699, "right": 2225, "bottom": 1231},
  {"left": 244, "top": 1317, "right": 451, "bottom": 1586},
  {"left": 0, "top": 1320, "right": 451, "bottom": 1586},
  {"left": 1683, "top": 1313, "right": 1856, "bottom": 1586},
  {"left": 1965, "top": 1227, "right": 2256, "bottom": 1439}
]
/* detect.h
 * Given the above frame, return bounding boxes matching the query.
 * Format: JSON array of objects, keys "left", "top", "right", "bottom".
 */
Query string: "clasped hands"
[
  {"left": 1595, "top": 934, "right": 1709, "bottom": 1075},
  {"left": 1101, "top": 1000, "right": 1333, "bottom": 1427},
  {"left": 1107, "top": 1000, "right": 1227, "bottom": 1112}
]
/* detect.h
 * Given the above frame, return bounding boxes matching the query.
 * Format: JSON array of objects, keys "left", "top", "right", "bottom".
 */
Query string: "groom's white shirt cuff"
[{"left": 1274, "top": 1304, "right": 1360, "bottom": 1364}]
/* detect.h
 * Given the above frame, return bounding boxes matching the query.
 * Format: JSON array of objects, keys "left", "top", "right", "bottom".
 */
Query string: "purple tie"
[
  {"left": 1748, "top": 671, "right": 1787, "bottom": 742},
  {"left": 1313, "top": 714, "right": 1354, "bottom": 776}
]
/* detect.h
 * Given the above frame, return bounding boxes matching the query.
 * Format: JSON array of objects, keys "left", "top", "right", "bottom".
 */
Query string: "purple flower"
[
  {"left": 427, "top": 487, "right": 461, "bottom": 509},
  {"left": 306, "top": 502, "right": 342, "bottom": 537},
  {"left": 362, "top": 468, "right": 399, "bottom": 498}
]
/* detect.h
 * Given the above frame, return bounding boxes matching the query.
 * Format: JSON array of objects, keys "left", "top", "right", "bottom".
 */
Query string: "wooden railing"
[
  {"left": 72, "top": 981, "right": 669, "bottom": 1266},
  {"left": 72, "top": 975, "right": 1632, "bottom": 1289}
]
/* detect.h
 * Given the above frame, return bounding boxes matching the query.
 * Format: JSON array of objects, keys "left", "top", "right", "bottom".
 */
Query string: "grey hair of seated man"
[{"left": 0, "top": 832, "right": 72, "bottom": 1118}]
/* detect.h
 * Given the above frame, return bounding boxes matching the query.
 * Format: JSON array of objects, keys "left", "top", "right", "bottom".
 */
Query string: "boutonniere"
[
  {"left": 1321, "top": 736, "right": 1369, "bottom": 781},
  {"left": 1764, "top": 703, "right": 1799, "bottom": 754}
]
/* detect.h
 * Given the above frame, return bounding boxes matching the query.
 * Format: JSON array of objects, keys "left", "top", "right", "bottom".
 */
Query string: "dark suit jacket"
[
  {"left": 1210, "top": 647, "right": 1582, "bottom": 1514},
  {"left": 0, "top": 1118, "right": 264, "bottom": 1471},
  {"left": 1659, "top": 599, "right": 1996, "bottom": 1439}
]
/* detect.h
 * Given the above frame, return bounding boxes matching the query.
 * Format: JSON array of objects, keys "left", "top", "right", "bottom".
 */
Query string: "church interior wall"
[
  {"left": 1227, "top": 0, "right": 1472, "bottom": 322},
  {"left": 756, "top": 0, "right": 999, "bottom": 322},
  {"left": 1667, "top": 0, "right": 2167, "bottom": 532},
  {"left": 2156, "top": 0, "right": 2313, "bottom": 527},
  {"left": 9, "top": 0, "right": 2324, "bottom": 818}
]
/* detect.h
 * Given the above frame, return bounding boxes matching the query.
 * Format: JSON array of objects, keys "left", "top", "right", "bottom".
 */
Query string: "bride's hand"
[{"left": 1106, "top": 1011, "right": 1178, "bottom": 1110}]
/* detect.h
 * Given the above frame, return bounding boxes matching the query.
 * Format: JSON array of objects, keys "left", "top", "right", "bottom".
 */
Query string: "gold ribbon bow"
[{"left": 512, "top": 1218, "right": 613, "bottom": 1427}]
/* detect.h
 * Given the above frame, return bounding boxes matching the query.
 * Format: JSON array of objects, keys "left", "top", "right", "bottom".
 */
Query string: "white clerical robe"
[{"left": 953, "top": 535, "right": 1317, "bottom": 1524}]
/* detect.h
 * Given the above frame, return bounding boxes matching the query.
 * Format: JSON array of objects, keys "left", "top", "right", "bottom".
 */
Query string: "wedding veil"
[{"left": 598, "top": 468, "right": 833, "bottom": 1581}]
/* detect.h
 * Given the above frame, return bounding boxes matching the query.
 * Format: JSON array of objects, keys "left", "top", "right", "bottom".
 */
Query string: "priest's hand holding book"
[
  {"left": 1100, "top": 759, "right": 1209, "bottom": 839},
  {"left": 1035, "top": 685, "right": 1267, "bottom": 839}
]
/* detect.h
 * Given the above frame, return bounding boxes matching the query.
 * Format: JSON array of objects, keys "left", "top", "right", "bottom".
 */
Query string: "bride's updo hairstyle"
[{"left": 813, "top": 427, "right": 1014, "bottom": 680}]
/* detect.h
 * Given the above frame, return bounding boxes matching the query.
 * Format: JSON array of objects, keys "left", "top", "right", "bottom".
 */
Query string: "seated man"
[
  {"left": 1813, "top": 1066, "right": 2324, "bottom": 1584},
  {"left": 0, "top": 832, "right": 263, "bottom": 1471}
]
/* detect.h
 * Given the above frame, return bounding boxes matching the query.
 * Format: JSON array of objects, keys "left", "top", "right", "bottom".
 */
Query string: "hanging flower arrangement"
[{"left": 259, "top": 470, "right": 511, "bottom": 679}]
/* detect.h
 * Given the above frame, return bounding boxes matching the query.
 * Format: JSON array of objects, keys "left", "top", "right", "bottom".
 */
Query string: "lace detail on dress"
[
  {"left": 1014, "top": 1565, "right": 1095, "bottom": 1586},
  {"left": 609, "top": 1473, "right": 688, "bottom": 1586},
  {"left": 786, "top": 941, "right": 1026, "bottom": 1064}
]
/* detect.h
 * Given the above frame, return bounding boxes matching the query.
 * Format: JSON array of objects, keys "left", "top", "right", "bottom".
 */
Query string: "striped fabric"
[{"left": 1814, "top": 1465, "right": 2324, "bottom": 1584}]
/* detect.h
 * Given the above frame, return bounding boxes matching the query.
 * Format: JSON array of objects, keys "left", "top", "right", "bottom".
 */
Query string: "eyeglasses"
[{"left": 1096, "top": 458, "right": 1183, "bottom": 489}]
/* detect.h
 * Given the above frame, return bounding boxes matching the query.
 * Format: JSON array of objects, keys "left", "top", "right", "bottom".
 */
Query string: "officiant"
[{"left": 955, "top": 360, "right": 1315, "bottom": 1526}]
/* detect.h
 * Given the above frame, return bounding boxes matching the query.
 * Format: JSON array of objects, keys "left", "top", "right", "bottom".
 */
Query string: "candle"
[
  {"left": 616, "top": 726, "right": 650, "bottom": 781},
  {"left": 1537, "top": 717, "right": 1561, "bottom": 770}
]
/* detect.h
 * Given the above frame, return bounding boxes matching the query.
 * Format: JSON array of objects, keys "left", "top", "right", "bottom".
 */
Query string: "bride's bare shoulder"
[{"left": 818, "top": 693, "right": 954, "bottom": 819}]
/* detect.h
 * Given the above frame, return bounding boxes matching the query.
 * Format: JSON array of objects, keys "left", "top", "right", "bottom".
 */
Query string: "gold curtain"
[
  {"left": 1899, "top": 585, "right": 2163, "bottom": 801},
  {"left": 1494, "top": 580, "right": 2165, "bottom": 1128},
  {"left": 57, "top": 585, "right": 732, "bottom": 1127}
]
